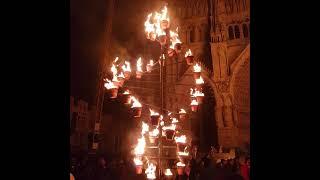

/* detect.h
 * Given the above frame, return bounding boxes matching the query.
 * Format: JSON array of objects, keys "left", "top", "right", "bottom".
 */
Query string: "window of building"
[
  {"left": 242, "top": 24, "right": 249, "bottom": 38},
  {"left": 234, "top": 25, "right": 240, "bottom": 39},
  {"left": 228, "top": 26, "right": 234, "bottom": 40}
]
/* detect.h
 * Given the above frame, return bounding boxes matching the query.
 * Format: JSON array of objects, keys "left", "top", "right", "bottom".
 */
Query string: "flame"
[
  {"left": 145, "top": 163, "right": 156, "bottom": 179},
  {"left": 111, "top": 64, "right": 118, "bottom": 76},
  {"left": 134, "top": 136, "right": 146, "bottom": 156},
  {"left": 123, "top": 90, "right": 130, "bottom": 95},
  {"left": 195, "top": 76, "right": 204, "bottom": 85},
  {"left": 164, "top": 169, "right": 173, "bottom": 176},
  {"left": 141, "top": 122, "right": 149, "bottom": 136},
  {"left": 118, "top": 72, "right": 125, "bottom": 79},
  {"left": 149, "top": 127, "right": 159, "bottom": 137},
  {"left": 185, "top": 49, "right": 193, "bottom": 57},
  {"left": 137, "top": 57, "right": 143, "bottom": 72},
  {"left": 144, "top": 6, "right": 170, "bottom": 40},
  {"left": 190, "top": 88, "right": 195, "bottom": 97},
  {"left": 104, "top": 79, "right": 117, "bottom": 89},
  {"left": 146, "top": 59, "right": 154, "bottom": 72},
  {"left": 178, "top": 146, "right": 189, "bottom": 156},
  {"left": 193, "top": 90, "right": 204, "bottom": 97},
  {"left": 163, "top": 124, "right": 176, "bottom": 131},
  {"left": 177, "top": 162, "right": 186, "bottom": 167},
  {"left": 193, "top": 63, "right": 201, "bottom": 72},
  {"left": 134, "top": 157, "right": 143, "bottom": 166},
  {"left": 175, "top": 135, "right": 187, "bottom": 143},
  {"left": 190, "top": 99, "right": 199, "bottom": 106},
  {"left": 131, "top": 96, "right": 142, "bottom": 108},
  {"left": 171, "top": 118, "right": 179, "bottom": 124},
  {"left": 149, "top": 109, "right": 160, "bottom": 116},
  {"left": 114, "top": 57, "right": 119, "bottom": 63},
  {"left": 122, "top": 61, "right": 131, "bottom": 72},
  {"left": 179, "top": 109, "right": 186, "bottom": 114},
  {"left": 169, "top": 30, "right": 182, "bottom": 49},
  {"left": 160, "top": 120, "right": 164, "bottom": 126}
]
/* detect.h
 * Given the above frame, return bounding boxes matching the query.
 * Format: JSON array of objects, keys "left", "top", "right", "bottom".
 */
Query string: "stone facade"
[{"left": 166, "top": 0, "right": 250, "bottom": 149}]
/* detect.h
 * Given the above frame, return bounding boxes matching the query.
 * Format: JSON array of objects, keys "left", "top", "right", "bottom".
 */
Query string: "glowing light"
[
  {"left": 141, "top": 122, "right": 149, "bottom": 136},
  {"left": 164, "top": 169, "right": 173, "bottom": 176},
  {"left": 162, "top": 124, "right": 176, "bottom": 131},
  {"left": 134, "top": 136, "right": 146, "bottom": 156},
  {"left": 190, "top": 99, "right": 199, "bottom": 106},
  {"left": 177, "top": 162, "right": 186, "bottom": 167},
  {"left": 131, "top": 96, "right": 142, "bottom": 108},
  {"left": 137, "top": 57, "right": 143, "bottom": 72},
  {"left": 149, "top": 109, "right": 160, "bottom": 116},
  {"left": 122, "top": 61, "right": 131, "bottom": 72},
  {"left": 145, "top": 163, "right": 157, "bottom": 179},
  {"left": 175, "top": 135, "right": 187, "bottom": 144},
  {"left": 104, "top": 79, "right": 117, "bottom": 89},
  {"left": 185, "top": 49, "right": 193, "bottom": 57},
  {"left": 179, "top": 109, "right": 186, "bottom": 114},
  {"left": 134, "top": 157, "right": 143, "bottom": 166},
  {"left": 193, "top": 63, "right": 201, "bottom": 72},
  {"left": 195, "top": 76, "right": 204, "bottom": 85}
]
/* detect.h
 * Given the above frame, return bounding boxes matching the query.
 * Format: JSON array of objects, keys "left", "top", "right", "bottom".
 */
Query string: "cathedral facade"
[{"left": 166, "top": 0, "right": 250, "bottom": 149}]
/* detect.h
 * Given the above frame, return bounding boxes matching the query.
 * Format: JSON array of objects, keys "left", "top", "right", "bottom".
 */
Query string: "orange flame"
[
  {"left": 122, "top": 61, "right": 131, "bottom": 72},
  {"left": 169, "top": 30, "right": 182, "bottom": 49},
  {"left": 149, "top": 127, "right": 159, "bottom": 137},
  {"left": 193, "top": 90, "right": 204, "bottom": 97},
  {"left": 146, "top": 59, "right": 154, "bottom": 72},
  {"left": 133, "top": 157, "right": 143, "bottom": 166},
  {"left": 163, "top": 124, "right": 176, "bottom": 131},
  {"left": 171, "top": 118, "right": 179, "bottom": 124},
  {"left": 131, "top": 96, "right": 142, "bottom": 108},
  {"left": 190, "top": 99, "right": 199, "bottom": 106},
  {"left": 175, "top": 135, "right": 187, "bottom": 143},
  {"left": 193, "top": 63, "right": 201, "bottom": 72},
  {"left": 177, "top": 146, "right": 189, "bottom": 156},
  {"left": 164, "top": 169, "right": 173, "bottom": 176},
  {"left": 149, "top": 109, "right": 160, "bottom": 116},
  {"left": 123, "top": 90, "right": 130, "bottom": 95},
  {"left": 104, "top": 79, "right": 117, "bottom": 89},
  {"left": 141, "top": 122, "right": 149, "bottom": 136},
  {"left": 145, "top": 163, "right": 156, "bottom": 179},
  {"left": 177, "top": 162, "right": 186, "bottom": 167},
  {"left": 179, "top": 109, "right": 186, "bottom": 114},
  {"left": 185, "top": 49, "right": 193, "bottom": 57},
  {"left": 114, "top": 57, "right": 119, "bottom": 63},
  {"left": 195, "top": 76, "right": 204, "bottom": 85},
  {"left": 137, "top": 57, "right": 143, "bottom": 72},
  {"left": 134, "top": 136, "right": 146, "bottom": 156}
]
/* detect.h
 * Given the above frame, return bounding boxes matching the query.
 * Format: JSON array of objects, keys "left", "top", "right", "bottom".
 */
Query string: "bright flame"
[
  {"left": 195, "top": 76, "right": 204, "bottom": 85},
  {"left": 134, "top": 157, "right": 143, "bottom": 166},
  {"left": 141, "top": 122, "right": 149, "bottom": 136},
  {"left": 175, "top": 135, "right": 187, "bottom": 143},
  {"left": 193, "top": 63, "right": 201, "bottom": 72},
  {"left": 114, "top": 57, "right": 119, "bottom": 63},
  {"left": 146, "top": 59, "right": 154, "bottom": 72},
  {"left": 190, "top": 99, "right": 199, "bottom": 106},
  {"left": 190, "top": 88, "right": 195, "bottom": 97},
  {"left": 169, "top": 30, "right": 182, "bottom": 49},
  {"left": 164, "top": 169, "right": 173, "bottom": 176},
  {"left": 149, "top": 109, "right": 160, "bottom": 116},
  {"left": 178, "top": 146, "right": 189, "bottom": 156},
  {"left": 104, "top": 79, "right": 117, "bottom": 89},
  {"left": 137, "top": 57, "right": 143, "bottom": 72},
  {"left": 134, "top": 136, "right": 146, "bottom": 156},
  {"left": 149, "top": 127, "right": 159, "bottom": 137},
  {"left": 193, "top": 90, "right": 205, "bottom": 97},
  {"left": 111, "top": 64, "right": 118, "bottom": 76},
  {"left": 123, "top": 90, "right": 130, "bottom": 95},
  {"left": 144, "top": 6, "right": 170, "bottom": 40},
  {"left": 163, "top": 124, "right": 176, "bottom": 131},
  {"left": 118, "top": 72, "right": 125, "bottom": 79},
  {"left": 179, "top": 109, "right": 186, "bottom": 114},
  {"left": 185, "top": 49, "right": 193, "bottom": 57},
  {"left": 122, "top": 61, "right": 131, "bottom": 72},
  {"left": 177, "top": 162, "right": 186, "bottom": 167},
  {"left": 145, "top": 163, "right": 156, "bottom": 179},
  {"left": 131, "top": 96, "right": 142, "bottom": 108},
  {"left": 171, "top": 118, "right": 179, "bottom": 124}
]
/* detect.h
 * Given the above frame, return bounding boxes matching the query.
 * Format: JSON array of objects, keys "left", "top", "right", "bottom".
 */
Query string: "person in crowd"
[{"left": 199, "top": 156, "right": 215, "bottom": 180}]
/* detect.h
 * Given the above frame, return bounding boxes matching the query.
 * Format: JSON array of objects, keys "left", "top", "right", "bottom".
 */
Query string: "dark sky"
[{"left": 71, "top": 0, "right": 164, "bottom": 105}]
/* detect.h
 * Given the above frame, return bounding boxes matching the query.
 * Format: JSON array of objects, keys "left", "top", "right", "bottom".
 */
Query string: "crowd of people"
[{"left": 70, "top": 152, "right": 250, "bottom": 180}]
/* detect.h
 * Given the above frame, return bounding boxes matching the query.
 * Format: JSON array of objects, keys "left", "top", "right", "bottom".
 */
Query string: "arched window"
[
  {"left": 228, "top": 26, "right": 234, "bottom": 40},
  {"left": 242, "top": 24, "right": 249, "bottom": 38},
  {"left": 234, "top": 25, "right": 240, "bottom": 39},
  {"left": 190, "top": 29, "right": 195, "bottom": 43}
]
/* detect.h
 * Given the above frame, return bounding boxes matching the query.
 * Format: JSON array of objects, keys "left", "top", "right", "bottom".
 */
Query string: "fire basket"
[
  {"left": 185, "top": 55, "right": 194, "bottom": 65},
  {"left": 150, "top": 115, "right": 160, "bottom": 126},
  {"left": 165, "top": 129, "right": 175, "bottom": 140}
]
